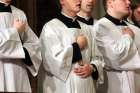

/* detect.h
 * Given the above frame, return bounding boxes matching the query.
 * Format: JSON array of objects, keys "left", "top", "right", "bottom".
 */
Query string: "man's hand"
[
  {"left": 73, "top": 63, "right": 93, "bottom": 78},
  {"left": 122, "top": 27, "right": 135, "bottom": 39},
  {"left": 76, "top": 34, "right": 88, "bottom": 50},
  {"left": 13, "top": 19, "right": 26, "bottom": 33}
]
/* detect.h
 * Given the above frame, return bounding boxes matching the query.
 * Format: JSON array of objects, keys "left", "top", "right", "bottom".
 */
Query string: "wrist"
[{"left": 90, "top": 64, "right": 96, "bottom": 73}]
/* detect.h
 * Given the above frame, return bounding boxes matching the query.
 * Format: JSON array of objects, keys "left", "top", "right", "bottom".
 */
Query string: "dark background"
[{"left": 12, "top": 0, "right": 59, "bottom": 36}]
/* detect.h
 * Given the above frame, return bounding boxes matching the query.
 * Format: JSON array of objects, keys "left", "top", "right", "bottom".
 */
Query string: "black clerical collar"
[
  {"left": 0, "top": 2, "right": 11, "bottom": 12},
  {"left": 57, "top": 13, "right": 81, "bottom": 28},
  {"left": 77, "top": 15, "right": 94, "bottom": 25},
  {"left": 105, "top": 14, "right": 127, "bottom": 26}
]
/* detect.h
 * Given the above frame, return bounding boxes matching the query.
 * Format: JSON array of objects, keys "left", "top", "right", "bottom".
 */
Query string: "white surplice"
[
  {"left": 126, "top": 23, "right": 140, "bottom": 93},
  {"left": 78, "top": 20, "right": 104, "bottom": 84},
  {"left": 40, "top": 18, "right": 104, "bottom": 93},
  {"left": 0, "top": 5, "right": 42, "bottom": 92},
  {"left": 93, "top": 17, "right": 140, "bottom": 93}
]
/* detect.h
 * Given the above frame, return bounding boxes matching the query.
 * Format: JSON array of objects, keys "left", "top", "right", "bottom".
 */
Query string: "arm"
[
  {"left": 16, "top": 11, "right": 42, "bottom": 76},
  {"left": 94, "top": 23, "right": 134, "bottom": 67},
  {"left": 21, "top": 24, "right": 42, "bottom": 76},
  {"left": 73, "top": 28, "right": 104, "bottom": 81},
  {"left": 40, "top": 24, "right": 73, "bottom": 81},
  {"left": 0, "top": 27, "right": 25, "bottom": 59},
  {"left": 90, "top": 35, "right": 104, "bottom": 83}
]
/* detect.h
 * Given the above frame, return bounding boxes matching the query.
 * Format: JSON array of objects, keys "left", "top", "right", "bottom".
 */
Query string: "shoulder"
[
  {"left": 41, "top": 18, "right": 66, "bottom": 38},
  {"left": 43, "top": 18, "right": 66, "bottom": 29},
  {"left": 43, "top": 18, "right": 63, "bottom": 28},
  {"left": 126, "top": 21, "right": 140, "bottom": 29},
  {"left": 42, "top": 18, "right": 66, "bottom": 34},
  {"left": 94, "top": 19, "right": 98, "bottom": 24},
  {"left": 95, "top": 17, "right": 109, "bottom": 25},
  {"left": 11, "top": 5, "right": 26, "bottom": 16},
  {"left": 92, "top": 17, "right": 113, "bottom": 36},
  {"left": 77, "top": 20, "right": 86, "bottom": 26},
  {"left": 93, "top": 17, "right": 111, "bottom": 30}
]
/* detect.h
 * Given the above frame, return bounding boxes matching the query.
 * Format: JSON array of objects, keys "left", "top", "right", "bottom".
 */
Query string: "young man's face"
[
  {"left": 0, "top": 0, "right": 12, "bottom": 5},
  {"left": 110, "top": 0, "right": 131, "bottom": 17},
  {"left": 60, "top": 0, "right": 81, "bottom": 14},
  {"left": 80, "top": 0, "right": 95, "bottom": 13},
  {"left": 134, "top": 6, "right": 140, "bottom": 26}
]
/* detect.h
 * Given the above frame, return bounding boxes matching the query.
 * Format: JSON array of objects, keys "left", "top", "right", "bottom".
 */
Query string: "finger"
[
  {"left": 80, "top": 74, "right": 89, "bottom": 78},
  {"left": 124, "top": 26, "right": 129, "bottom": 29},
  {"left": 78, "top": 61, "right": 84, "bottom": 66},
  {"left": 73, "top": 68, "right": 83, "bottom": 73},
  {"left": 73, "top": 68, "right": 79, "bottom": 73},
  {"left": 122, "top": 27, "right": 127, "bottom": 31},
  {"left": 15, "top": 19, "right": 19, "bottom": 22},
  {"left": 75, "top": 71, "right": 85, "bottom": 76},
  {"left": 80, "top": 64, "right": 88, "bottom": 69},
  {"left": 79, "top": 33, "right": 84, "bottom": 36}
]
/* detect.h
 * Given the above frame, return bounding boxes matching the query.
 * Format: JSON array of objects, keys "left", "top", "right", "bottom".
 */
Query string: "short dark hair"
[
  {"left": 131, "top": 1, "right": 140, "bottom": 11},
  {"left": 131, "top": 0, "right": 140, "bottom": 6}
]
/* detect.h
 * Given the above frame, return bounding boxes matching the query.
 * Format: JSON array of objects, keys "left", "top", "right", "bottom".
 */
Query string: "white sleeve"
[
  {"left": 40, "top": 24, "right": 73, "bottom": 81},
  {"left": 15, "top": 10, "right": 42, "bottom": 76},
  {"left": 90, "top": 33, "right": 104, "bottom": 84},
  {"left": 0, "top": 27, "right": 25, "bottom": 59},
  {"left": 21, "top": 25, "right": 42, "bottom": 77},
  {"left": 94, "top": 23, "right": 135, "bottom": 68}
]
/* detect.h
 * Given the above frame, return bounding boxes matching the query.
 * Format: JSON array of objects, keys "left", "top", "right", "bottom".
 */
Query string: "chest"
[{"left": 108, "top": 25, "right": 126, "bottom": 40}]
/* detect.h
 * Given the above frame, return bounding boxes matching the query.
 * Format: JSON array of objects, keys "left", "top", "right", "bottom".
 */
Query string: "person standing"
[
  {"left": 93, "top": 0, "right": 140, "bottom": 93},
  {"left": 76, "top": 0, "right": 104, "bottom": 91},
  {"left": 77, "top": 0, "right": 97, "bottom": 25},
  {"left": 40, "top": 0, "right": 103, "bottom": 93},
  {"left": 0, "top": 0, "right": 42, "bottom": 92}
]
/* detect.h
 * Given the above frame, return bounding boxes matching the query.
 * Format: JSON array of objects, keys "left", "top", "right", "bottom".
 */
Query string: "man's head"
[
  {"left": 60, "top": 0, "right": 81, "bottom": 16},
  {"left": 133, "top": 5, "right": 140, "bottom": 22},
  {"left": 132, "top": 4, "right": 140, "bottom": 26},
  {"left": 0, "top": 0, "right": 12, "bottom": 5},
  {"left": 103, "top": 0, "right": 131, "bottom": 19},
  {"left": 80, "top": 0, "right": 96, "bottom": 14}
]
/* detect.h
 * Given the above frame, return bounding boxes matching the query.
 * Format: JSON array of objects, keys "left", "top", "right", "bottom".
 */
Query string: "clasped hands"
[{"left": 73, "top": 34, "right": 93, "bottom": 78}]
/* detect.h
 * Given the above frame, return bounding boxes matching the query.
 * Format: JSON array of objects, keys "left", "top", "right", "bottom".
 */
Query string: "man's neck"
[
  {"left": 61, "top": 12, "right": 77, "bottom": 22},
  {"left": 107, "top": 10, "right": 123, "bottom": 20},
  {"left": 61, "top": 9, "right": 77, "bottom": 18},
  {"left": 77, "top": 11, "right": 92, "bottom": 19}
]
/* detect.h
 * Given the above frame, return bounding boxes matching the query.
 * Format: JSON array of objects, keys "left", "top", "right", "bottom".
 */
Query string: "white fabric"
[
  {"left": 93, "top": 17, "right": 140, "bottom": 93},
  {"left": 0, "top": 5, "right": 42, "bottom": 92},
  {"left": 40, "top": 18, "right": 104, "bottom": 93},
  {"left": 78, "top": 20, "right": 104, "bottom": 84},
  {"left": 126, "top": 23, "right": 140, "bottom": 93}
]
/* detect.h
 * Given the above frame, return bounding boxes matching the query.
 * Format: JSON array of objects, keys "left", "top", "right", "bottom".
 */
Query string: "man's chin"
[
  {"left": 87, "top": 9, "right": 93, "bottom": 12},
  {"left": 123, "top": 12, "right": 129, "bottom": 17}
]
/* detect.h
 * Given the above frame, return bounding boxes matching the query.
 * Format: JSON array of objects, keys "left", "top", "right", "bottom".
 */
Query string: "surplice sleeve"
[
  {"left": 22, "top": 25, "right": 42, "bottom": 77},
  {"left": 16, "top": 10, "right": 42, "bottom": 77},
  {"left": 40, "top": 23, "right": 73, "bottom": 81},
  {"left": 90, "top": 29, "right": 104, "bottom": 84},
  {"left": 0, "top": 27, "right": 25, "bottom": 59},
  {"left": 93, "top": 23, "right": 135, "bottom": 68}
]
